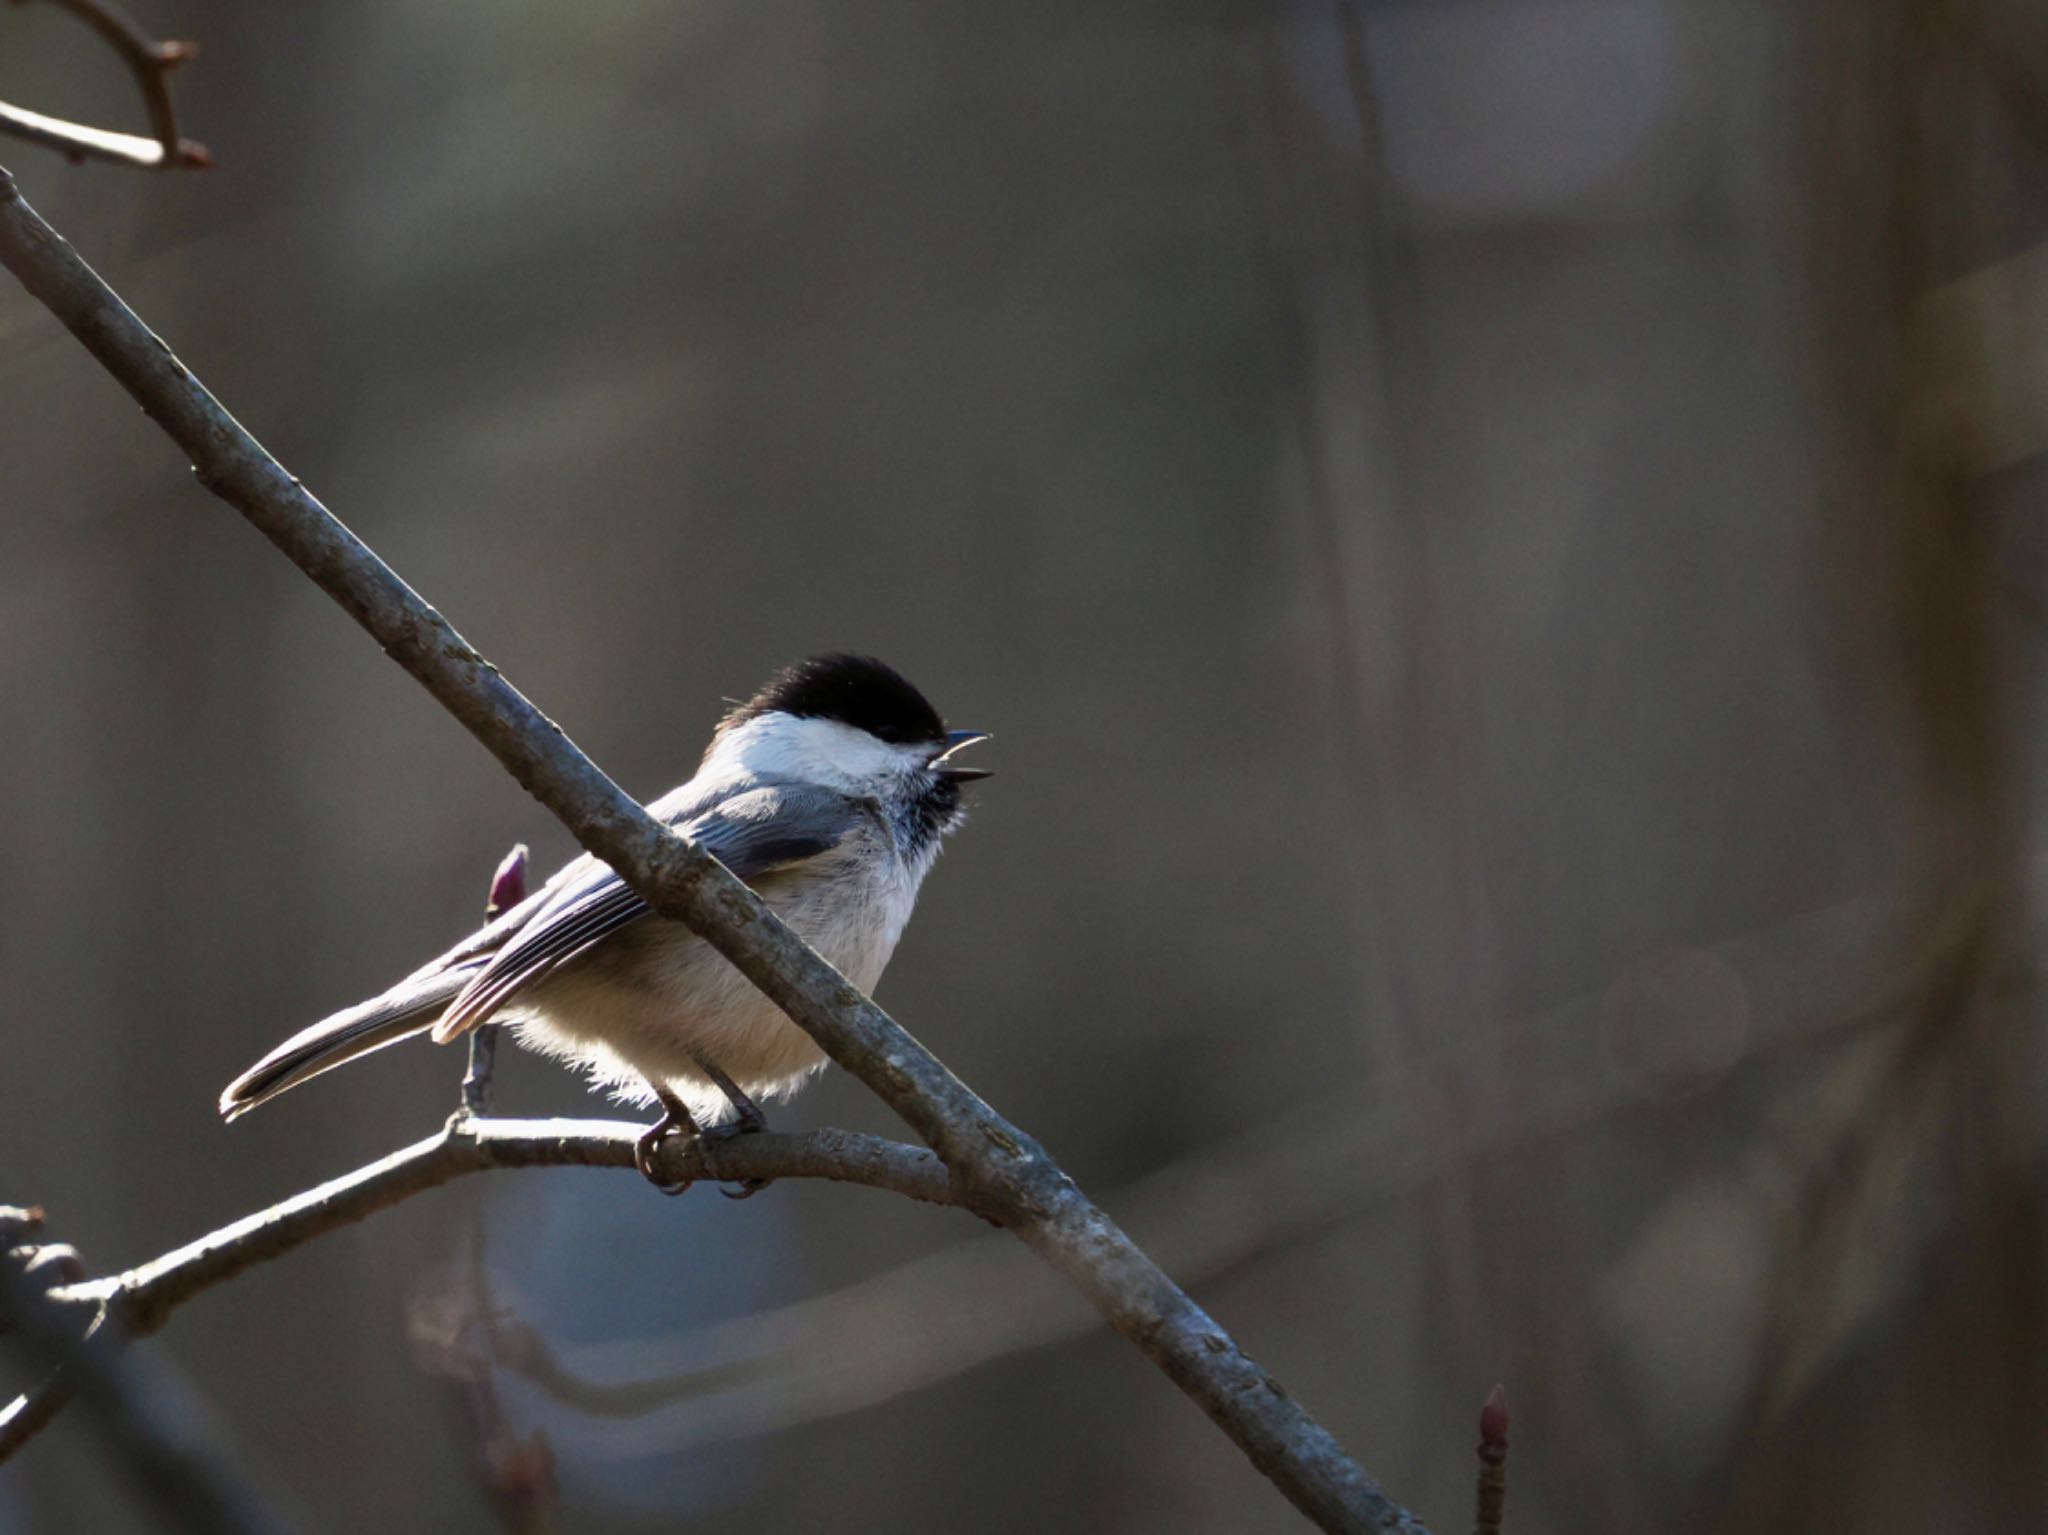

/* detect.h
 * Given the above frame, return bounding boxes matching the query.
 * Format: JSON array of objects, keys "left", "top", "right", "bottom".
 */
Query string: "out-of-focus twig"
[
  {"left": 0, "top": 168, "right": 1430, "bottom": 1535},
  {"left": 1, "top": 1209, "right": 298, "bottom": 1534},
  {"left": 1940, "top": 0, "right": 2048, "bottom": 154},
  {"left": 470, "top": 882, "right": 1950, "bottom": 1448},
  {"left": 409, "top": 1281, "right": 558, "bottom": 1535},
  {"left": 0, "top": 0, "right": 210, "bottom": 169},
  {"left": 1473, "top": 1385, "right": 1507, "bottom": 1535},
  {"left": 1714, "top": 0, "right": 2048, "bottom": 1525}
]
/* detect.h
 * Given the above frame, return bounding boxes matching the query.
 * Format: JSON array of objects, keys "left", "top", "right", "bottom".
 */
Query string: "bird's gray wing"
[{"left": 431, "top": 783, "right": 878, "bottom": 1040}]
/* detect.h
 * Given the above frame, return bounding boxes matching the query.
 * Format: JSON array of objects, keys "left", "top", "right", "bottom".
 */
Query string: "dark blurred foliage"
[{"left": 3, "top": 0, "right": 2048, "bottom": 1531}]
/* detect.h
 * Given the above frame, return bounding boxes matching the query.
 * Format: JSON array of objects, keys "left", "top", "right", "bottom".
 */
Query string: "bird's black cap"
[{"left": 719, "top": 653, "right": 947, "bottom": 746}]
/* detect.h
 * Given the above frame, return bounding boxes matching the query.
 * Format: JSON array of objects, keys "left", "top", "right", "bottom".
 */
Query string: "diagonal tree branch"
[
  {"left": 0, "top": 168, "right": 1431, "bottom": 1532},
  {"left": 0, "top": 0, "right": 210, "bottom": 169}
]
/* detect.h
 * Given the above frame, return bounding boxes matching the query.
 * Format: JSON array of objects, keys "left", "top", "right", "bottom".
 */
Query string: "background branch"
[
  {"left": 1, "top": 1212, "right": 298, "bottom": 1534},
  {"left": 0, "top": 167, "right": 1429, "bottom": 1533},
  {"left": 0, "top": 0, "right": 209, "bottom": 169},
  {"left": 1473, "top": 1386, "right": 1508, "bottom": 1535},
  {"left": 454, "top": 878, "right": 1941, "bottom": 1445}
]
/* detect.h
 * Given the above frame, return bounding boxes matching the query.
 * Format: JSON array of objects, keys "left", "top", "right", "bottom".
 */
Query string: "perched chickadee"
[{"left": 220, "top": 653, "right": 991, "bottom": 1189}]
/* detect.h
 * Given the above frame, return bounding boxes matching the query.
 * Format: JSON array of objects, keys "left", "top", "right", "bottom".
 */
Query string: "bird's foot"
[
  {"left": 699, "top": 1115, "right": 771, "bottom": 1199},
  {"left": 634, "top": 1086, "right": 702, "bottom": 1196},
  {"left": 691, "top": 1054, "right": 773, "bottom": 1199}
]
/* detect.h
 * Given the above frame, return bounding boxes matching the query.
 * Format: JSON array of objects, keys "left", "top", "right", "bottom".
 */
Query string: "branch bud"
[{"left": 486, "top": 844, "right": 530, "bottom": 919}]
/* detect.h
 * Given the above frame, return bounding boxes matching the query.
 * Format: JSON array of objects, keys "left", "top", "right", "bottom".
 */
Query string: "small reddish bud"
[
  {"left": 487, "top": 844, "right": 530, "bottom": 918},
  {"left": 1479, "top": 1383, "right": 1508, "bottom": 1457},
  {"left": 155, "top": 40, "right": 199, "bottom": 68}
]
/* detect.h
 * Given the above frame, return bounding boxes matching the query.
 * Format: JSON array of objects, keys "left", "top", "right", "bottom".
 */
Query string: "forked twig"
[{"left": 0, "top": 0, "right": 210, "bottom": 169}]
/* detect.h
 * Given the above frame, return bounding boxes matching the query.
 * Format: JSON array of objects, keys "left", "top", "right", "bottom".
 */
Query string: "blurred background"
[{"left": 4, "top": 0, "right": 2048, "bottom": 1530}]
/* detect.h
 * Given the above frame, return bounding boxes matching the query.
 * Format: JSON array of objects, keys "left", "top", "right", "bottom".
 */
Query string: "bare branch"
[
  {"left": 64, "top": 1119, "right": 955, "bottom": 1341},
  {"left": 0, "top": 0, "right": 211, "bottom": 169},
  {"left": 0, "top": 170, "right": 1430, "bottom": 1533},
  {"left": 0, "top": 1117, "right": 950, "bottom": 1466}
]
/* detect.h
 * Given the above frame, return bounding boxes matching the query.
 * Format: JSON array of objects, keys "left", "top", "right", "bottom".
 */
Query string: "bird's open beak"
[{"left": 932, "top": 729, "right": 993, "bottom": 782}]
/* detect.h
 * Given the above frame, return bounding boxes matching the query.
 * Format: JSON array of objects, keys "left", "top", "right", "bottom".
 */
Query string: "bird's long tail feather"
[{"left": 218, "top": 970, "right": 472, "bottom": 1120}]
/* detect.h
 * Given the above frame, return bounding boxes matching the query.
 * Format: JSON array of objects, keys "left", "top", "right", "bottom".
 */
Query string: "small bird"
[{"left": 219, "top": 654, "right": 991, "bottom": 1191}]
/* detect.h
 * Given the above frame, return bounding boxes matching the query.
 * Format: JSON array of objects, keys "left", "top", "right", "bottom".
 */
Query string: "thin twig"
[
  {"left": 409, "top": 1280, "right": 558, "bottom": 1535},
  {"left": 0, "top": 0, "right": 210, "bottom": 169},
  {"left": 0, "top": 1119, "right": 947, "bottom": 1464},
  {"left": 0, "top": 169, "right": 1430, "bottom": 1534},
  {"left": 427, "top": 842, "right": 556, "bottom": 1533},
  {"left": 0, "top": 1121, "right": 948, "bottom": 1466},
  {"left": 458, "top": 845, "right": 527, "bottom": 1119},
  {"left": 68, "top": 1120, "right": 953, "bottom": 1342}
]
